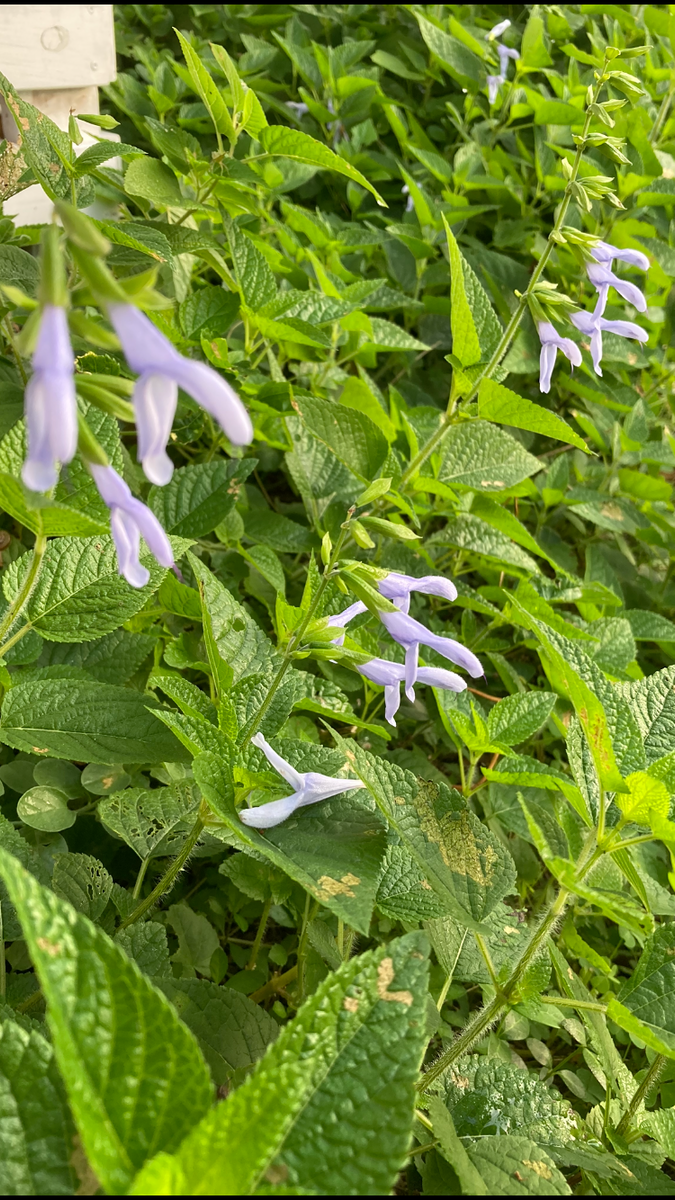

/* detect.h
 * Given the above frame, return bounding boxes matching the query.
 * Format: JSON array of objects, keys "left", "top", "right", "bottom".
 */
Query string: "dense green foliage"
[{"left": 1, "top": 2, "right": 675, "bottom": 1194}]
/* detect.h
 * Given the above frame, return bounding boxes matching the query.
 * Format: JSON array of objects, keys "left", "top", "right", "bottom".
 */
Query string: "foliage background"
[{"left": 1, "top": 2, "right": 675, "bottom": 1195}]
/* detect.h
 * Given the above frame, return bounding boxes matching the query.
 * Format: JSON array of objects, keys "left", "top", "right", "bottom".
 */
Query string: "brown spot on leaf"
[
  {"left": 377, "top": 957, "right": 413, "bottom": 1006},
  {"left": 523, "top": 1160, "right": 553, "bottom": 1180},
  {"left": 316, "top": 873, "right": 360, "bottom": 900},
  {"left": 601, "top": 502, "right": 623, "bottom": 521},
  {"left": 32, "top": 747, "right": 49, "bottom": 754},
  {"left": 71, "top": 1136, "right": 100, "bottom": 1196},
  {"left": 420, "top": 879, "right": 432, "bottom": 890},
  {"left": 343, "top": 996, "right": 359, "bottom": 1013},
  {"left": 265, "top": 1164, "right": 288, "bottom": 1185},
  {"left": 514, "top": 1171, "right": 524, "bottom": 1182},
  {"left": 37, "top": 937, "right": 61, "bottom": 957}
]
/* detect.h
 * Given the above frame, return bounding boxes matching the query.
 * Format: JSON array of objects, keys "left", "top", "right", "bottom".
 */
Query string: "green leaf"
[
  {"left": 376, "top": 842, "right": 450, "bottom": 923},
  {"left": 167, "top": 902, "right": 220, "bottom": 977},
  {"left": 115, "top": 922, "right": 172, "bottom": 978},
  {"left": 0, "top": 72, "right": 92, "bottom": 204},
  {"left": 189, "top": 554, "right": 278, "bottom": 683},
  {"left": 521, "top": 12, "right": 553, "bottom": 67},
  {"left": 72, "top": 140, "right": 144, "bottom": 177},
  {"left": 149, "top": 459, "right": 255, "bottom": 538},
  {"left": 3, "top": 536, "right": 174, "bottom": 644},
  {"left": 0, "top": 678, "right": 189, "bottom": 764},
  {"left": 52, "top": 853, "right": 113, "bottom": 920},
  {"left": 444, "top": 219, "right": 480, "bottom": 367},
  {"left": 175, "top": 29, "right": 235, "bottom": 142},
  {"left": 258, "top": 125, "right": 386, "bottom": 207},
  {"left": 129, "top": 934, "right": 428, "bottom": 1196},
  {"left": 180, "top": 285, "right": 240, "bottom": 341},
  {"left": 248, "top": 310, "right": 330, "bottom": 349},
  {"left": 465, "top": 1136, "right": 569, "bottom": 1194},
  {"left": 244, "top": 509, "right": 316, "bottom": 553},
  {"left": 481, "top": 755, "right": 586, "bottom": 817},
  {"left": 478, "top": 378, "right": 588, "bottom": 452},
  {"left": 151, "top": 674, "right": 217, "bottom": 724},
  {"left": 429, "top": 513, "right": 541, "bottom": 576},
  {"left": 155, "top": 977, "right": 278, "bottom": 1087},
  {"left": 0, "top": 245, "right": 40, "bottom": 296},
  {"left": 438, "top": 421, "right": 541, "bottom": 491},
  {"left": 426, "top": 1097, "right": 488, "bottom": 1194},
  {"left": 16, "top": 786, "right": 76, "bottom": 832},
  {"left": 617, "top": 666, "right": 675, "bottom": 766},
  {"left": 367, "top": 317, "right": 429, "bottom": 351},
  {"left": 0, "top": 845, "right": 213, "bottom": 1196},
  {"left": 427, "top": 904, "right": 529, "bottom": 985},
  {"left": 440, "top": 1056, "right": 576, "bottom": 1147},
  {"left": 0, "top": 1018, "right": 74, "bottom": 1196},
  {"left": 342, "top": 741, "right": 516, "bottom": 932},
  {"left": 291, "top": 394, "right": 389, "bottom": 483},
  {"left": 194, "top": 746, "right": 386, "bottom": 935},
  {"left": 39, "top": 629, "right": 154, "bottom": 684},
  {"left": 612, "top": 924, "right": 675, "bottom": 1059},
  {"left": 416, "top": 15, "right": 483, "bottom": 86},
  {"left": 487, "top": 692, "right": 557, "bottom": 747},
  {"left": 99, "top": 781, "right": 201, "bottom": 861},
  {"left": 227, "top": 221, "right": 277, "bottom": 310},
  {"left": 124, "top": 157, "right": 184, "bottom": 207}
]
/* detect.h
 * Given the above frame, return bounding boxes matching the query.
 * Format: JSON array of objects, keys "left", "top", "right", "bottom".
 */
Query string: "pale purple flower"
[
  {"left": 380, "top": 609, "right": 483, "bottom": 699},
  {"left": 108, "top": 305, "right": 253, "bottom": 482},
  {"left": 358, "top": 657, "right": 466, "bottom": 725},
  {"left": 240, "top": 732, "right": 365, "bottom": 828},
  {"left": 378, "top": 572, "right": 458, "bottom": 614},
  {"left": 22, "top": 306, "right": 77, "bottom": 493},
  {"left": 487, "top": 75, "right": 502, "bottom": 104},
  {"left": 487, "top": 18, "right": 511, "bottom": 39},
  {"left": 538, "top": 321, "right": 582, "bottom": 393},
  {"left": 286, "top": 101, "right": 309, "bottom": 119},
  {"left": 571, "top": 300, "right": 648, "bottom": 376},
  {"left": 586, "top": 263, "right": 646, "bottom": 314},
  {"left": 590, "top": 241, "right": 649, "bottom": 272},
  {"left": 326, "top": 600, "right": 367, "bottom": 647},
  {"left": 401, "top": 185, "right": 414, "bottom": 214},
  {"left": 498, "top": 44, "right": 519, "bottom": 74},
  {"left": 89, "top": 463, "right": 174, "bottom": 588}
]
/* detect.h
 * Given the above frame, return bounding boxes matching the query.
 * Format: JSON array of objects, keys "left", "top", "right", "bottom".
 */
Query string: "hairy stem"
[
  {"left": 616, "top": 1054, "right": 667, "bottom": 1137},
  {"left": 3, "top": 315, "right": 27, "bottom": 386},
  {"left": 399, "top": 61, "right": 610, "bottom": 490},
  {"left": 119, "top": 815, "right": 205, "bottom": 929},
  {"left": 0, "top": 534, "right": 47, "bottom": 655},
  {"left": 248, "top": 899, "right": 272, "bottom": 970}
]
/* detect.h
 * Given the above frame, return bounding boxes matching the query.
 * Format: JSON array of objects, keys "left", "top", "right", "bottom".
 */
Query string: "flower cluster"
[
  {"left": 328, "top": 571, "right": 483, "bottom": 726},
  {"left": 22, "top": 298, "right": 252, "bottom": 588},
  {"left": 538, "top": 241, "right": 649, "bottom": 392},
  {"left": 485, "top": 19, "right": 519, "bottom": 106}
]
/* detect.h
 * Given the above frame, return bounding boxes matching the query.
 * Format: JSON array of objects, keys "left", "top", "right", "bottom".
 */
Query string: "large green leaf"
[
  {"left": 465, "top": 1136, "right": 569, "bottom": 1195},
  {"left": 149, "top": 459, "right": 255, "bottom": 538},
  {"left": 342, "top": 741, "right": 516, "bottom": 932},
  {"left": 3, "top": 537, "right": 172, "bottom": 644},
  {"left": 292, "top": 394, "right": 389, "bottom": 483},
  {"left": 193, "top": 746, "right": 386, "bottom": 934},
  {"left": 0, "top": 1017, "right": 73, "bottom": 1196},
  {"left": 0, "top": 846, "right": 213, "bottom": 1196},
  {"left": 416, "top": 15, "right": 483, "bottom": 87},
  {"left": 189, "top": 555, "right": 278, "bottom": 682},
  {"left": 439, "top": 421, "right": 540, "bottom": 491},
  {"left": 258, "top": 125, "right": 386, "bottom": 206},
  {"left": 487, "top": 691, "right": 557, "bottom": 747},
  {"left": 38, "top": 629, "right": 154, "bottom": 684},
  {"left": 478, "top": 378, "right": 588, "bottom": 452},
  {"left": 444, "top": 220, "right": 480, "bottom": 367},
  {"left": 129, "top": 934, "right": 428, "bottom": 1196},
  {"left": 617, "top": 666, "right": 675, "bottom": 766},
  {"left": 99, "top": 782, "right": 202, "bottom": 860},
  {"left": 0, "top": 678, "right": 189, "bottom": 763},
  {"left": 440, "top": 1056, "right": 576, "bottom": 1147},
  {"left": 610, "top": 924, "right": 675, "bottom": 1059}
]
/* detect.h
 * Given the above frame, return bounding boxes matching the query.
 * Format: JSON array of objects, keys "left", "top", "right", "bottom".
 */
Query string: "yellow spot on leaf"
[
  {"left": 343, "top": 996, "right": 359, "bottom": 1013},
  {"left": 601, "top": 503, "right": 623, "bottom": 521},
  {"left": 36, "top": 937, "right": 62, "bottom": 957},
  {"left": 316, "top": 873, "right": 360, "bottom": 900},
  {"left": 523, "top": 1160, "right": 553, "bottom": 1180},
  {"left": 377, "top": 957, "right": 413, "bottom": 1006}
]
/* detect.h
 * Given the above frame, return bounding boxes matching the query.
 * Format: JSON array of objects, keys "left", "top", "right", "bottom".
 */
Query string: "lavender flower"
[
  {"left": 498, "top": 44, "right": 519, "bottom": 73},
  {"left": 571, "top": 301, "right": 648, "bottom": 376},
  {"left": 108, "top": 305, "right": 253, "bottom": 483},
  {"left": 89, "top": 463, "right": 174, "bottom": 589},
  {"left": 378, "top": 572, "right": 458, "bottom": 614},
  {"left": 358, "top": 658, "right": 466, "bottom": 725},
  {"left": 326, "top": 600, "right": 367, "bottom": 647},
  {"left": 240, "top": 732, "right": 365, "bottom": 828},
  {"left": 487, "top": 75, "right": 502, "bottom": 104},
  {"left": 538, "top": 321, "right": 582, "bottom": 393},
  {"left": 586, "top": 263, "right": 647, "bottom": 314},
  {"left": 286, "top": 101, "right": 309, "bottom": 119},
  {"left": 590, "top": 241, "right": 650, "bottom": 272},
  {"left": 401, "top": 185, "right": 414, "bottom": 214},
  {"left": 380, "top": 609, "right": 483, "bottom": 699},
  {"left": 22, "top": 306, "right": 77, "bottom": 493},
  {"left": 486, "top": 18, "right": 511, "bottom": 39}
]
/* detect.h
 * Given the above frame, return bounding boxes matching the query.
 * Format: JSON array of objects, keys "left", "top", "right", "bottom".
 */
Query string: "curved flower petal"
[
  {"left": 378, "top": 571, "right": 458, "bottom": 613},
  {"left": 381, "top": 610, "right": 483, "bottom": 679},
  {"left": 134, "top": 373, "right": 178, "bottom": 485},
  {"left": 539, "top": 341, "right": 557, "bottom": 394},
  {"left": 586, "top": 264, "right": 646, "bottom": 313},
  {"left": 597, "top": 318, "right": 648, "bottom": 342},
  {"left": 90, "top": 463, "right": 174, "bottom": 588},
  {"left": 487, "top": 18, "right": 511, "bottom": 38},
  {"left": 384, "top": 683, "right": 401, "bottom": 726},
  {"left": 22, "top": 306, "right": 77, "bottom": 492},
  {"left": 487, "top": 75, "right": 502, "bottom": 104},
  {"left": 251, "top": 731, "right": 305, "bottom": 789},
  {"left": 591, "top": 241, "right": 649, "bottom": 271}
]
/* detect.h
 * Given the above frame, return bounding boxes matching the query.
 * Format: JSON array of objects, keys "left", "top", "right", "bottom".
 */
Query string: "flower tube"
[
  {"left": 89, "top": 463, "right": 174, "bottom": 588},
  {"left": 538, "top": 322, "right": 582, "bottom": 393},
  {"left": 240, "top": 732, "right": 365, "bottom": 828},
  {"left": 22, "top": 306, "right": 78, "bottom": 492}
]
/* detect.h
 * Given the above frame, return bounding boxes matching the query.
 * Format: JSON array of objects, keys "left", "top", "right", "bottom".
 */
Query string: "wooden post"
[{"left": 0, "top": 5, "right": 117, "bottom": 222}]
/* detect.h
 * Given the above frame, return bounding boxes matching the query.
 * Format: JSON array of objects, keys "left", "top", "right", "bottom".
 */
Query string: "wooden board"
[{"left": 0, "top": 5, "right": 116, "bottom": 91}]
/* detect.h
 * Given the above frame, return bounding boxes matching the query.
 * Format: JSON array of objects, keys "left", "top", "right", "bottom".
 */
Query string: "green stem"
[
  {"left": 3, "top": 316, "right": 27, "bottom": 386},
  {"left": 616, "top": 1054, "right": 667, "bottom": 1137},
  {"left": 248, "top": 899, "right": 271, "bottom": 970},
  {"left": 132, "top": 856, "right": 150, "bottom": 901},
  {"left": 239, "top": 513, "right": 353, "bottom": 744},
  {"left": 0, "top": 534, "right": 47, "bottom": 653},
  {"left": 398, "top": 63, "right": 610, "bottom": 490},
  {"left": 296, "top": 896, "right": 318, "bottom": 1006},
  {"left": 119, "top": 816, "right": 205, "bottom": 929},
  {"left": 541, "top": 996, "right": 607, "bottom": 1012},
  {"left": 337, "top": 918, "right": 344, "bottom": 959},
  {"left": 0, "top": 902, "right": 5, "bottom": 1000}
]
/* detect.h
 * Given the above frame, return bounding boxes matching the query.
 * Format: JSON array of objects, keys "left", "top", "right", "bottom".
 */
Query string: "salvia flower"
[
  {"left": 487, "top": 75, "right": 503, "bottom": 105},
  {"left": 108, "top": 304, "right": 253, "bottom": 484},
  {"left": 401, "top": 184, "right": 414, "bottom": 214},
  {"left": 240, "top": 732, "right": 365, "bottom": 828},
  {"left": 286, "top": 101, "right": 309, "bottom": 119},
  {"left": 538, "top": 321, "right": 582, "bottom": 393},
  {"left": 571, "top": 302, "right": 648, "bottom": 376},
  {"left": 586, "top": 263, "right": 646, "bottom": 314},
  {"left": 590, "top": 241, "right": 650, "bottom": 272},
  {"left": 377, "top": 571, "right": 458, "bottom": 614},
  {"left": 22, "top": 306, "right": 78, "bottom": 493},
  {"left": 380, "top": 609, "right": 483, "bottom": 699},
  {"left": 358, "top": 658, "right": 466, "bottom": 726},
  {"left": 89, "top": 463, "right": 174, "bottom": 589},
  {"left": 487, "top": 18, "right": 511, "bottom": 39},
  {"left": 498, "top": 44, "right": 519, "bottom": 73}
]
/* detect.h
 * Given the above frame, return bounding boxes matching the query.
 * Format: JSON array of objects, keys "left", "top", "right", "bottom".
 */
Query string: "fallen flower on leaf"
[{"left": 239, "top": 733, "right": 366, "bottom": 828}]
